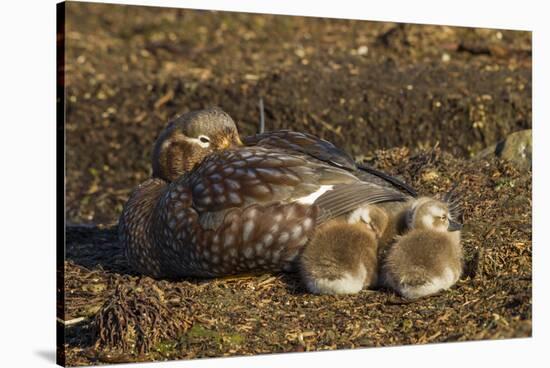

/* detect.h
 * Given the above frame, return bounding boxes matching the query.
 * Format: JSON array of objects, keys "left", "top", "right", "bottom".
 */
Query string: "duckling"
[
  {"left": 300, "top": 205, "right": 388, "bottom": 294},
  {"left": 380, "top": 197, "right": 463, "bottom": 299},
  {"left": 120, "top": 107, "right": 411, "bottom": 278}
]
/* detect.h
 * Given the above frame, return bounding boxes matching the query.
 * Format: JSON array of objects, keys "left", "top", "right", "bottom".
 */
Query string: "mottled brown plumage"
[
  {"left": 119, "top": 107, "right": 414, "bottom": 278},
  {"left": 244, "top": 130, "right": 417, "bottom": 196},
  {"left": 300, "top": 206, "right": 389, "bottom": 294}
]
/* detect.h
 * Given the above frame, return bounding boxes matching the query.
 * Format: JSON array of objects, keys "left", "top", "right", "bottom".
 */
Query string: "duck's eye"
[
  {"left": 441, "top": 215, "right": 448, "bottom": 221},
  {"left": 196, "top": 135, "right": 211, "bottom": 148}
]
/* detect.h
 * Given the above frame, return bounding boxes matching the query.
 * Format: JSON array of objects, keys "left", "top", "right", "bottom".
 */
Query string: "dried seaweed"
[{"left": 93, "top": 277, "right": 193, "bottom": 355}]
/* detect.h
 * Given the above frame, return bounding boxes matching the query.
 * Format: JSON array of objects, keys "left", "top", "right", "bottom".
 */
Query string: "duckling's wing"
[
  {"left": 314, "top": 182, "right": 409, "bottom": 224},
  {"left": 243, "top": 130, "right": 357, "bottom": 171}
]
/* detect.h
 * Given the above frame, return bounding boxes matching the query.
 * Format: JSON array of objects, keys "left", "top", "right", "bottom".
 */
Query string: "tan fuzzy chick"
[
  {"left": 380, "top": 197, "right": 463, "bottom": 299},
  {"left": 300, "top": 205, "right": 388, "bottom": 295}
]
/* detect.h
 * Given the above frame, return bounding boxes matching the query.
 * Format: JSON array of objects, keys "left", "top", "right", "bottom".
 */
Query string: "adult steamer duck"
[{"left": 119, "top": 107, "right": 415, "bottom": 278}]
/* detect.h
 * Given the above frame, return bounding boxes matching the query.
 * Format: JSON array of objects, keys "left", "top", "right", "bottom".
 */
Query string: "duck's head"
[
  {"left": 406, "top": 197, "right": 463, "bottom": 232},
  {"left": 152, "top": 107, "right": 242, "bottom": 181}
]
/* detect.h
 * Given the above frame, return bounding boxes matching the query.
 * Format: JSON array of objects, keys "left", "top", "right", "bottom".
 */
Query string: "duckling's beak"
[{"left": 448, "top": 219, "right": 463, "bottom": 232}]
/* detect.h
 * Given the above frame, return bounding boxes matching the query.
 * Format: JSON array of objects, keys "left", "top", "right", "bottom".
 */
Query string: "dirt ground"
[{"left": 60, "top": 2, "right": 532, "bottom": 366}]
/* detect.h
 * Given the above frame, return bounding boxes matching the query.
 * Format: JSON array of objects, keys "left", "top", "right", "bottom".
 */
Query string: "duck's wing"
[
  {"left": 354, "top": 163, "right": 418, "bottom": 197},
  {"left": 185, "top": 146, "right": 355, "bottom": 213},
  {"left": 243, "top": 130, "right": 357, "bottom": 171},
  {"left": 184, "top": 146, "right": 407, "bottom": 225},
  {"left": 243, "top": 130, "right": 417, "bottom": 197}
]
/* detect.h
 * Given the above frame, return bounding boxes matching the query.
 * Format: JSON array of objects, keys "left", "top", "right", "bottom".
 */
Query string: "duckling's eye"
[{"left": 441, "top": 214, "right": 448, "bottom": 221}]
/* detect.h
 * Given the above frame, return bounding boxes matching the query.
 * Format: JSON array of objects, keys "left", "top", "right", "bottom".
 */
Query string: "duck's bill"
[{"left": 448, "top": 220, "right": 463, "bottom": 232}]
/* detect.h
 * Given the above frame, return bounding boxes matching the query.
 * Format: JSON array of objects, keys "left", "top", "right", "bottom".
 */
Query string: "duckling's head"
[
  {"left": 406, "top": 197, "right": 462, "bottom": 232},
  {"left": 364, "top": 206, "right": 389, "bottom": 239},
  {"left": 152, "top": 107, "right": 242, "bottom": 181}
]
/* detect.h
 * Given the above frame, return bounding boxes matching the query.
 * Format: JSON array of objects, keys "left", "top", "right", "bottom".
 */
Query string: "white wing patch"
[{"left": 295, "top": 185, "right": 334, "bottom": 205}]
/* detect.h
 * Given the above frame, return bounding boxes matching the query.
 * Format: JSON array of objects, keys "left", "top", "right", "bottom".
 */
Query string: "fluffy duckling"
[
  {"left": 380, "top": 197, "right": 463, "bottom": 299},
  {"left": 300, "top": 205, "right": 388, "bottom": 294}
]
